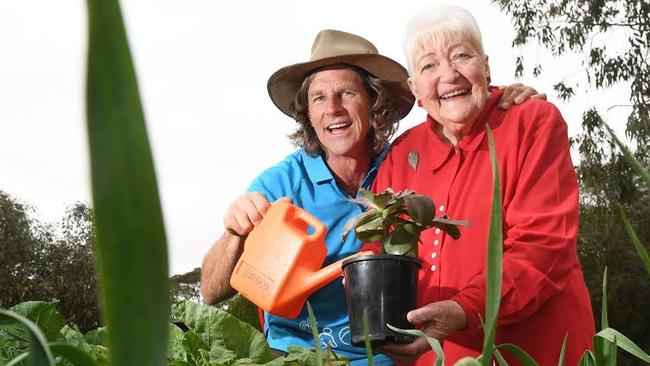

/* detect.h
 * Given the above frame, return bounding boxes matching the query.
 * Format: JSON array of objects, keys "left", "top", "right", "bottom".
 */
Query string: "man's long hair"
[{"left": 288, "top": 65, "right": 401, "bottom": 157}]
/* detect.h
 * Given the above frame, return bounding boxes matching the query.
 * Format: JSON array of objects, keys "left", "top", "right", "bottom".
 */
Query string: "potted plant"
[{"left": 341, "top": 188, "right": 468, "bottom": 346}]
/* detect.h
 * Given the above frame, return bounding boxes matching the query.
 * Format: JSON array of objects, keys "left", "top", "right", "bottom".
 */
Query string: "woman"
[{"left": 372, "top": 5, "right": 595, "bottom": 366}]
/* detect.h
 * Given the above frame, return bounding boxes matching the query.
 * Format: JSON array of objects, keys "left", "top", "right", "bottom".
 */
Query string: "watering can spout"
[
  {"left": 302, "top": 251, "right": 374, "bottom": 293},
  {"left": 229, "top": 201, "right": 370, "bottom": 319}
]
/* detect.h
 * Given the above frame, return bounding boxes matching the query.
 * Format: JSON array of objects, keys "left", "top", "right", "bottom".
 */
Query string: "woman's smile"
[{"left": 439, "top": 88, "right": 470, "bottom": 100}]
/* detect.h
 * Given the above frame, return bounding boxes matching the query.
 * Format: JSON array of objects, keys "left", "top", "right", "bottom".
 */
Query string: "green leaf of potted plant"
[{"left": 341, "top": 188, "right": 468, "bottom": 346}]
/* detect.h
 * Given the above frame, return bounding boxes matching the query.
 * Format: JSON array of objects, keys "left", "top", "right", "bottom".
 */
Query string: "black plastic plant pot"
[{"left": 342, "top": 254, "right": 421, "bottom": 346}]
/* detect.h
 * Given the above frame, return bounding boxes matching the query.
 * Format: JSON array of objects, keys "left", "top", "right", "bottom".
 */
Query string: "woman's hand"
[
  {"left": 223, "top": 193, "right": 291, "bottom": 236},
  {"left": 378, "top": 300, "right": 467, "bottom": 363},
  {"left": 498, "top": 83, "right": 546, "bottom": 109}
]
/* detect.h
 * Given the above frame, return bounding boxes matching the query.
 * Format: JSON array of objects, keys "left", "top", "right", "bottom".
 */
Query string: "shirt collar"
[
  {"left": 424, "top": 88, "right": 502, "bottom": 171},
  {"left": 301, "top": 145, "right": 388, "bottom": 187},
  {"left": 362, "top": 144, "right": 389, "bottom": 189},
  {"left": 302, "top": 149, "right": 333, "bottom": 184}
]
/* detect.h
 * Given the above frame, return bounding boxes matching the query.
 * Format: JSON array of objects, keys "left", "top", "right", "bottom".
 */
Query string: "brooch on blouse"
[{"left": 408, "top": 151, "right": 419, "bottom": 171}]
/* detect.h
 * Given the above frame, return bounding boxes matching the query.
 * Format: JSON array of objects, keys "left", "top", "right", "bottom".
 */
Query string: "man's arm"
[{"left": 200, "top": 231, "right": 246, "bottom": 304}]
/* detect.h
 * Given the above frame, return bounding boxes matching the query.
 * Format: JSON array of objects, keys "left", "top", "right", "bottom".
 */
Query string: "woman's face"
[{"left": 408, "top": 37, "right": 490, "bottom": 130}]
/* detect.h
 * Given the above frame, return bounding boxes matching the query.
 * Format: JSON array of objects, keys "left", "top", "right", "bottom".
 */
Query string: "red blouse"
[{"left": 370, "top": 89, "right": 595, "bottom": 365}]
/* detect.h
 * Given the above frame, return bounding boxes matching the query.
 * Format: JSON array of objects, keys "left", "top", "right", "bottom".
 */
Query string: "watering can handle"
[
  {"left": 304, "top": 251, "right": 375, "bottom": 291},
  {"left": 294, "top": 206, "right": 327, "bottom": 241}
]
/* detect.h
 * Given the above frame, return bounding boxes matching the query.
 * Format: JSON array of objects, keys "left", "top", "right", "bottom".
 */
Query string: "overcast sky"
[{"left": 0, "top": 0, "right": 630, "bottom": 275}]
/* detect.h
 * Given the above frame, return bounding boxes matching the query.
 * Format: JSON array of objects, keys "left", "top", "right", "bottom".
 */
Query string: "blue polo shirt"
[{"left": 247, "top": 147, "right": 392, "bottom": 365}]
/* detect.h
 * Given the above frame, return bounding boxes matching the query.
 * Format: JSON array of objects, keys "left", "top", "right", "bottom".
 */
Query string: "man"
[{"left": 201, "top": 29, "right": 542, "bottom": 365}]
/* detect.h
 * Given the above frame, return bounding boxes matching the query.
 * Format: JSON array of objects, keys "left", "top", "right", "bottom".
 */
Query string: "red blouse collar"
[{"left": 424, "top": 88, "right": 502, "bottom": 171}]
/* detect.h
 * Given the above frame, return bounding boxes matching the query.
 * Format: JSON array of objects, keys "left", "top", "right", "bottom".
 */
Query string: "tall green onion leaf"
[
  {"left": 618, "top": 206, "right": 650, "bottom": 280},
  {"left": 603, "top": 122, "right": 650, "bottom": 187},
  {"left": 86, "top": 0, "right": 170, "bottom": 365},
  {"left": 0, "top": 309, "right": 54, "bottom": 366},
  {"left": 494, "top": 344, "right": 539, "bottom": 366},
  {"left": 601, "top": 267, "right": 609, "bottom": 330},
  {"left": 556, "top": 334, "right": 568, "bottom": 366},
  {"left": 362, "top": 309, "right": 375, "bottom": 366},
  {"left": 493, "top": 348, "right": 509, "bottom": 366},
  {"left": 578, "top": 351, "right": 596, "bottom": 366},
  {"left": 306, "top": 302, "right": 324, "bottom": 366},
  {"left": 596, "top": 328, "right": 650, "bottom": 363},
  {"left": 594, "top": 267, "right": 617, "bottom": 365},
  {"left": 454, "top": 357, "right": 482, "bottom": 365},
  {"left": 481, "top": 125, "right": 503, "bottom": 366},
  {"left": 387, "top": 325, "right": 444, "bottom": 366}
]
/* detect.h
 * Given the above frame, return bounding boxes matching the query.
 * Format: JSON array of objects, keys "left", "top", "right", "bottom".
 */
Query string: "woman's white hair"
[{"left": 403, "top": 4, "right": 484, "bottom": 74}]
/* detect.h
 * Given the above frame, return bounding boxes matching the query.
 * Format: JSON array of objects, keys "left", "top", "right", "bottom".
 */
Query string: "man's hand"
[
  {"left": 202, "top": 194, "right": 291, "bottom": 304},
  {"left": 498, "top": 83, "right": 546, "bottom": 110},
  {"left": 224, "top": 193, "right": 292, "bottom": 236},
  {"left": 378, "top": 300, "right": 467, "bottom": 363},
  {"left": 223, "top": 193, "right": 275, "bottom": 236}
]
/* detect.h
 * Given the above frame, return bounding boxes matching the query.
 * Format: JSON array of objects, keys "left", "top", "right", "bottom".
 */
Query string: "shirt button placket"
[{"left": 431, "top": 203, "right": 446, "bottom": 276}]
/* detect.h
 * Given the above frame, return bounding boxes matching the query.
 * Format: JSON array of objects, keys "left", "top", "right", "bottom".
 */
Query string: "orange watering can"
[{"left": 230, "top": 201, "right": 368, "bottom": 319}]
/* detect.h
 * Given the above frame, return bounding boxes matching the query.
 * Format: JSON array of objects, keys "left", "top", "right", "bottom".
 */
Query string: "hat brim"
[{"left": 267, "top": 54, "right": 415, "bottom": 120}]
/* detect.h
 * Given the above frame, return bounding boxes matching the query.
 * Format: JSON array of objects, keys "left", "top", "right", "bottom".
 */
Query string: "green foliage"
[
  {"left": 170, "top": 268, "right": 202, "bottom": 304},
  {"left": 0, "top": 193, "right": 230, "bottom": 335},
  {"left": 596, "top": 328, "right": 650, "bottom": 363},
  {"left": 167, "top": 300, "right": 347, "bottom": 365},
  {"left": 0, "top": 300, "right": 348, "bottom": 366},
  {"left": 593, "top": 268, "right": 617, "bottom": 365},
  {"left": 494, "top": 0, "right": 649, "bottom": 170},
  {"left": 305, "top": 302, "right": 323, "bottom": 366},
  {"left": 343, "top": 188, "right": 469, "bottom": 257},
  {"left": 387, "top": 325, "right": 444, "bottom": 366},
  {"left": 49, "top": 344, "right": 101, "bottom": 366},
  {"left": 604, "top": 122, "right": 650, "bottom": 188},
  {"left": 171, "top": 301, "right": 274, "bottom": 364},
  {"left": 493, "top": 344, "right": 539, "bottom": 366},
  {"left": 454, "top": 358, "right": 482, "bottom": 366},
  {"left": 281, "top": 346, "right": 349, "bottom": 366},
  {"left": 578, "top": 197, "right": 650, "bottom": 364},
  {"left": 557, "top": 334, "right": 569, "bottom": 366},
  {"left": 86, "top": 0, "right": 170, "bottom": 365},
  {"left": 362, "top": 310, "right": 375, "bottom": 366},
  {"left": 0, "top": 307, "right": 54, "bottom": 366},
  {"left": 4, "top": 302, "right": 66, "bottom": 343},
  {"left": 169, "top": 269, "right": 261, "bottom": 332},
  {"left": 619, "top": 205, "right": 650, "bottom": 279},
  {"left": 212, "top": 294, "right": 262, "bottom": 332},
  {"left": 481, "top": 126, "right": 503, "bottom": 366},
  {"left": 0, "top": 193, "right": 101, "bottom": 333},
  {"left": 40, "top": 204, "right": 100, "bottom": 333},
  {"left": 0, "top": 191, "right": 47, "bottom": 309},
  {"left": 495, "top": 2, "right": 650, "bottom": 242}
]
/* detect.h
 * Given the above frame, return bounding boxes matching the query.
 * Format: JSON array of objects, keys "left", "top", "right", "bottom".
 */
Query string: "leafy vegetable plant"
[
  {"left": 342, "top": 188, "right": 469, "bottom": 257},
  {"left": 0, "top": 300, "right": 350, "bottom": 366}
]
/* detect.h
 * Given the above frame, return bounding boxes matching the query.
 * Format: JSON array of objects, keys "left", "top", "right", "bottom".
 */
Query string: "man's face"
[{"left": 307, "top": 67, "right": 372, "bottom": 161}]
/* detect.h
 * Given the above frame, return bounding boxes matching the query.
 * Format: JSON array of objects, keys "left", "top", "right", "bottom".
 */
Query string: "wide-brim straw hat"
[{"left": 267, "top": 29, "right": 414, "bottom": 119}]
